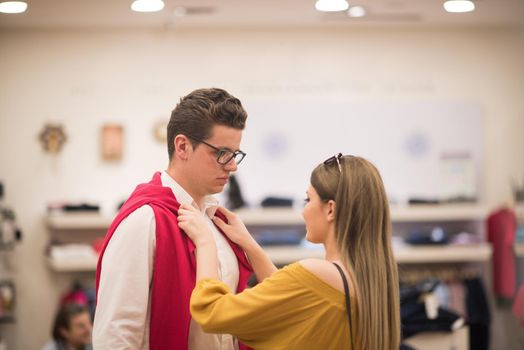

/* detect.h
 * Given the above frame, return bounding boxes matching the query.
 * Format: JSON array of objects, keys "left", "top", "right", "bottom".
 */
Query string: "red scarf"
[{"left": 96, "top": 172, "right": 253, "bottom": 350}]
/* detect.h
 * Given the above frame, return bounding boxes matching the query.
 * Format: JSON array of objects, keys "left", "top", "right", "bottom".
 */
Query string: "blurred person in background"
[{"left": 43, "top": 303, "right": 92, "bottom": 350}]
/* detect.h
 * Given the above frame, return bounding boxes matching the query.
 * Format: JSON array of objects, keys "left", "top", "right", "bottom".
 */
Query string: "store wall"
[{"left": 0, "top": 26, "right": 523, "bottom": 349}]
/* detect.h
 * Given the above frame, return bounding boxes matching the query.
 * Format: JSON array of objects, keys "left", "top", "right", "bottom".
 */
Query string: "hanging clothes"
[
  {"left": 465, "top": 277, "right": 491, "bottom": 350},
  {"left": 400, "top": 280, "right": 464, "bottom": 339},
  {"left": 487, "top": 207, "right": 516, "bottom": 300}
]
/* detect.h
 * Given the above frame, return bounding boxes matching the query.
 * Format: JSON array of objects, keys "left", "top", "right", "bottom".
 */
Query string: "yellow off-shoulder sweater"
[{"left": 190, "top": 262, "right": 356, "bottom": 350}]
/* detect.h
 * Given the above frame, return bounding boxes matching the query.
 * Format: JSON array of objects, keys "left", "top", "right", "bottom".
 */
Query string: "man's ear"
[
  {"left": 174, "top": 135, "right": 192, "bottom": 161},
  {"left": 325, "top": 199, "right": 336, "bottom": 223}
]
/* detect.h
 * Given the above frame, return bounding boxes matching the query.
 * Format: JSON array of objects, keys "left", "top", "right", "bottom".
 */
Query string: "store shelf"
[
  {"left": 394, "top": 243, "right": 492, "bottom": 264},
  {"left": 267, "top": 243, "right": 492, "bottom": 265},
  {"left": 46, "top": 256, "right": 98, "bottom": 272},
  {"left": 264, "top": 246, "right": 324, "bottom": 263},
  {"left": 515, "top": 243, "right": 524, "bottom": 257},
  {"left": 46, "top": 243, "right": 492, "bottom": 271},
  {"left": 45, "top": 204, "right": 489, "bottom": 230},
  {"left": 390, "top": 204, "right": 488, "bottom": 222},
  {"left": 45, "top": 206, "right": 491, "bottom": 271},
  {"left": 404, "top": 326, "right": 468, "bottom": 350},
  {"left": 45, "top": 213, "right": 113, "bottom": 230},
  {"left": 235, "top": 208, "right": 303, "bottom": 225},
  {"left": 236, "top": 204, "right": 488, "bottom": 225}
]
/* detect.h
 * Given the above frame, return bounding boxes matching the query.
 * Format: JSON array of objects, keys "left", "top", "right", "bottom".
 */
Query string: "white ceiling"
[{"left": 0, "top": 0, "right": 523, "bottom": 29}]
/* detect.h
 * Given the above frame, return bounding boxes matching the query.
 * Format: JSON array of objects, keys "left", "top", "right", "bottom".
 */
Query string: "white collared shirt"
[{"left": 93, "top": 171, "right": 239, "bottom": 350}]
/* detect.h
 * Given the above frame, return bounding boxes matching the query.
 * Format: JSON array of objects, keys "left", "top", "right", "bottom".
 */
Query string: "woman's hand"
[
  {"left": 178, "top": 204, "right": 214, "bottom": 247},
  {"left": 212, "top": 206, "right": 257, "bottom": 251},
  {"left": 215, "top": 206, "right": 277, "bottom": 281}
]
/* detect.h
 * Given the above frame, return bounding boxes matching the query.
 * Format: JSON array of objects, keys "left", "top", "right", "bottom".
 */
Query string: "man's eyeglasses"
[
  {"left": 323, "top": 153, "right": 343, "bottom": 172},
  {"left": 188, "top": 136, "right": 247, "bottom": 165}
]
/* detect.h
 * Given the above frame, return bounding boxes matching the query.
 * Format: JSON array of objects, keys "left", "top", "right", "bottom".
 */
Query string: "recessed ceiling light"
[
  {"left": 347, "top": 6, "right": 366, "bottom": 17},
  {"left": 443, "top": 0, "right": 475, "bottom": 13},
  {"left": 0, "top": 1, "right": 27, "bottom": 14},
  {"left": 131, "top": 0, "right": 165, "bottom": 13},
  {"left": 315, "top": 0, "right": 350, "bottom": 12}
]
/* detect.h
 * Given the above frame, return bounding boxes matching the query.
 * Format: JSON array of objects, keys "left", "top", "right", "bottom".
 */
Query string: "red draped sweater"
[{"left": 96, "top": 172, "right": 253, "bottom": 350}]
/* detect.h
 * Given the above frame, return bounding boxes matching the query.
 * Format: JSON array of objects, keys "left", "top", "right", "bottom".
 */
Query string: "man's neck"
[{"left": 165, "top": 167, "right": 205, "bottom": 208}]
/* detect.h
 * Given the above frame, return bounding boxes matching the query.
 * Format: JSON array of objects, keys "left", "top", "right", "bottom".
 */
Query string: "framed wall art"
[{"left": 101, "top": 124, "right": 124, "bottom": 161}]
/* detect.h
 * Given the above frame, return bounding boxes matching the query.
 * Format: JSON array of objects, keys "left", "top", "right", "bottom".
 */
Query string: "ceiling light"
[
  {"left": 315, "top": 0, "right": 349, "bottom": 12},
  {"left": 443, "top": 0, "right": 475, "bottom": 13},
  {"left": 0, "top": 1, "right": 27, "bottom": 14},
  {"left": 131, "top": 0, "right": 165, "bottom": 13},
  {"left": 347, "top": 5, "right": 366, "bottom": 17}
]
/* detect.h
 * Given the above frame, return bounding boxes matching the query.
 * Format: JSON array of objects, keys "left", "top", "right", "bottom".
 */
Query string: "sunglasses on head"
[
  {"left": 323, "top": 153, "right": 355, "bottom": 172},
  {"left": 323, "top": 153, "right": 343, "bottom": 172}
]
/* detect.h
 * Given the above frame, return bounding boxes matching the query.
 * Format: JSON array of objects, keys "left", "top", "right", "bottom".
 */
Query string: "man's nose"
[{"left": 223, "top": 159, "right": 238, "bottom": 172}]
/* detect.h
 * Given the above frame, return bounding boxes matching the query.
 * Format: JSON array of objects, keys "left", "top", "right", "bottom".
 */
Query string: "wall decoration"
[
  {"left": 262, "top": 132, "right": 289, "bottom": 159},
  {"left": 439, "top": 153, "right": 476, "bottom": 202},
  {"left": 0, "top": 280, "right": 15, "bottom": 322},
  {"left": 101, "top": 124, "right": 124, "bottom": 161},
  {"left": 38, "top": 124, "right": 67, "bottom": 154},
  {"left": 153, "top": 120, "right": 168, "bottom": 144},
  {"left": 404, "top": 131, "right": 431, "bottom": 159}
]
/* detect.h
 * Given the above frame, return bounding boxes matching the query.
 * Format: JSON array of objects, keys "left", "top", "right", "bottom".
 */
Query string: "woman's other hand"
[{"left": 213, "top": 206, "right": 257, "bottom": 250}]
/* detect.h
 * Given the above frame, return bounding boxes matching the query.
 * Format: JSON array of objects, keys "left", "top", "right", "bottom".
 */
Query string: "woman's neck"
[{"left": 323, "top": 234, "right": 341, "bottom": 262}]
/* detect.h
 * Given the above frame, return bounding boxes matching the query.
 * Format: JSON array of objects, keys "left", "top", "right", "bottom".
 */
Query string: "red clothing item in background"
[
  {"left": 96, "top": 172, "right": 253, "bottom": 350},
  {"left": 487, "top": 208, "right": 516, "bottom": 299}
]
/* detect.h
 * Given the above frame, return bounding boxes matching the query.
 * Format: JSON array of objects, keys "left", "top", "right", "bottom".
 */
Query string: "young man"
[{"left": 93, "top": 88, "right": 253, "bottom": 350}]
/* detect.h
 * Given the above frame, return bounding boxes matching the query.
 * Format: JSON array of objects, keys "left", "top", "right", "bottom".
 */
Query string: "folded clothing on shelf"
[
  {"left": 252, "top": 229, "right": 303, "bottom": 246},
  {"left": 47, "top": 202, "right": 100, "bottom": 213},
  {"left": 49, "top": 244, "right": 98, "bottom": 260},
  {"left": 406, "top": 227, "right": 449, "bottom": 245},
  {"left": 260, "top": 197, "right": 293, "bottom": 208}
]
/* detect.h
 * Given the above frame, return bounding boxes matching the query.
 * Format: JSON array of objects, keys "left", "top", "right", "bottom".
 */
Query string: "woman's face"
[{"left": 302, "top": 185, "right": 330, "bottom": 244}]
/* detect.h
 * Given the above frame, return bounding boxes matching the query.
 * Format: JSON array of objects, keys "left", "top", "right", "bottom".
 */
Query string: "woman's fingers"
[
  {"left": 212, "top": 216, "right": 227, "bottom": 230},
  {"left": 217, "top": 205, "right": 233, "bottom": 215},
  {"left": 217, "top": 206, "right": 236, "bottom": 221}
]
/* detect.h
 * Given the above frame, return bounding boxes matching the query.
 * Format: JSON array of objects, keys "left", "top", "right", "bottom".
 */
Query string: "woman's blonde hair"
[{"left": 311, "top": 155, "right": 400, "bottom": 350}]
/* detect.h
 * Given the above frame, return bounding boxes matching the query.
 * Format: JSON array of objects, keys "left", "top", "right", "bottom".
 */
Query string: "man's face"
[
  {"left": 60, "top": 311, "right": 92, "bottom": 347},
  {"left": 186, "top": 124, "right": 243, "bottom": 198}
]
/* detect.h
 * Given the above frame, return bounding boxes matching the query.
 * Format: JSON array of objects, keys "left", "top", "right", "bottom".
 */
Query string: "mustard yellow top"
[{"left": 190, "top": 262, "right": 356, "bottom": 350}]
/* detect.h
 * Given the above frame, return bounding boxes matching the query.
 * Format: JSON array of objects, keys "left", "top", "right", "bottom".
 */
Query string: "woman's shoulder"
[{"left": 297, "top": 259, "right": 346, "bottom": 293}]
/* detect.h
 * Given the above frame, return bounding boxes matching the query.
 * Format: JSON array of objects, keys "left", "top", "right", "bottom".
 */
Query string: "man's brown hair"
[{"left": 167, "top": 88, "right": 248, "bottom": 160}]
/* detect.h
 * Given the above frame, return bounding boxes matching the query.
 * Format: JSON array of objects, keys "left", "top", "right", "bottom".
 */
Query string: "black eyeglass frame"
[{"left": 187, "top": 135, "right": 247, "bottom": 165}]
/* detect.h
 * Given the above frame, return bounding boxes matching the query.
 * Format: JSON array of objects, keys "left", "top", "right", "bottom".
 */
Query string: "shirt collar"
[{"left": 161, "top": 171, "right": 218, "bottom": 218}]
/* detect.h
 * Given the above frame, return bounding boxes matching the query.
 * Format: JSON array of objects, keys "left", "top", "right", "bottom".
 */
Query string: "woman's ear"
[
  {"left": 174, "top": 135, "right": 192, "bottom": 161},
  {"left": 325, "top": 199, "right": 336, "bottom": 223}
]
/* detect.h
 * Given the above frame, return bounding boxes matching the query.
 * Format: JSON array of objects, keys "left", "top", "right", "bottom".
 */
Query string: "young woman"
[{"left": 178, "top": 154, "right": 400, "bottom": 350}]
